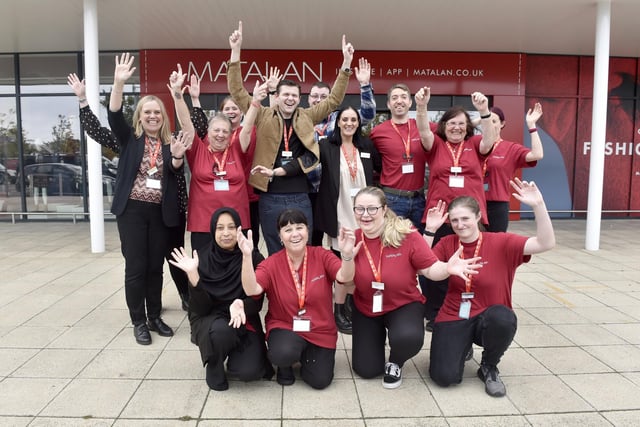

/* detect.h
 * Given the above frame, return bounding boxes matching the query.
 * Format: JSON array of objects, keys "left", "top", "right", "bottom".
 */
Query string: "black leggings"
[
  {"left": 429, "top": 304, "right": 517, "bottom": 387},
  {"left": 486, "top": 201, "right": 509, "bottom": 232},
  {"left": 267, "top": 328, "right": 336, "bottom": 389},
  {"left": 351, "top": 301, "right": 425, "bottom": 378}
]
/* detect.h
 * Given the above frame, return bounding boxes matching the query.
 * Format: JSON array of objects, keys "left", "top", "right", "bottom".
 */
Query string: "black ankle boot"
[
  {"left": 344, "top": 294, "right": 353, "bottom": 321},
  {"left": 334, "top": 303, "right": 352, "bottom": 334}
]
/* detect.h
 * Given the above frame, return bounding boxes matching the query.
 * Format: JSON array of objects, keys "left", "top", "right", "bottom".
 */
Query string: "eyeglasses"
[{"left": 353, "top": 206, "right": 383, "bottom": 216}]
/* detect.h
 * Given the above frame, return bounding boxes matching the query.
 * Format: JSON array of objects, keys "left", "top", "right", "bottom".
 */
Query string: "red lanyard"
[
  {"left": 362, "top": 237, "right": 383, "bottom": 283},
  {"left": 283, "top": 122, "right": 294, "bottom": 151},
  {"left": 445, "top": 140, "right": 465, "bottom": 168},
  {"left": 145, "top": 136, "right": 162, "bottom": 169},
  {"left": 286, "top": 247, "right": 308, "bottom": 311},
  {"left": 391, "top": 121, "right": 412, "bottom": 160},
  {"left": 482, "top": 139, "right": 502, "bottom": 177},
  {"left": 459, "top": 232, "right": 483, "bottom": 293},
  {"left": 210, "top": 146, "right": 229, "bottom": 175},
  {"left": 230, "top": 127, "right": 241, "bottom": 147},
  {"left": 341, "top": 144, "right": 358, "bottom": 181}
]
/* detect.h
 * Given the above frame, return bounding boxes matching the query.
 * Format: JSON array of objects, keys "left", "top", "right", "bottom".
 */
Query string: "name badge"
[
  {"left": 449, "top": 175, "right": 464, "bottom": 188},
  {"left": 147, "top": 166, "right": 158, "bottom": 176},
  {"left": 461, "top": 292, "right": 475, "bottom": 300},
  {"left": 459, "top": 300, "right": 471, "bottom": 319},
  {"left": 146, "top": 178, "right": 161, "bottom": 189},
  {"left": 350, "top": 187, "right": 360, "bottom": 197},
  {"left": 360, "top": 152, "right": 371, "bottom": 159},
  {"left": 372, "top": 291, "right": 383, "bottom": 313},
  {"left": 372, "top": 281, "right": 385, "bottom": 290},
  {"left": 402, "top": 163, "right": 414, "bottom": 174},
  {"left": 215, "top": 171, "right": 227, "bottom": 177},
  {"left": 450, "top": 166, "right": 462, "bottom": 174},
  {"left": 293, "top": 316, "right": 311, "bottom": 332},
  {"left": 214, "top": 179, "right": 230, "bottom": 191},
  {"left": 282, "top": 150, "right": 293, "bottom": 158},
  {"left": 484, "top": 182, "right": 489, "bottom": 191}
]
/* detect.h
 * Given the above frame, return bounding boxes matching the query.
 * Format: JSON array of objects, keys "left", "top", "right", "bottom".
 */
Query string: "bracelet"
[
  {"left": 251, "top": 100, "right": 261, "bottom": 109},
  {"left": 528, "top": 128, "right": 538, "bottom": 133},
  {"left": 424, "top": 230, "right": 436, "bottom": 237},
  {"left": 171, "top": 155, "right": 184, "bottom": 160},
  {"left": 341, "top": 255, "right": 353, "bottom": 262},
  {"left": 78, "top": 98, "right": 87, "bottom": 103},
  {"left": 480, "top": 113, "right": 491, "bottom": 119}
]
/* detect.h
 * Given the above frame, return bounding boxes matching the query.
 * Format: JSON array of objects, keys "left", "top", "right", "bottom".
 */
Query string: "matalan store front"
[{"left": 141, "top": 49, "right": 640, "bottom": 219}]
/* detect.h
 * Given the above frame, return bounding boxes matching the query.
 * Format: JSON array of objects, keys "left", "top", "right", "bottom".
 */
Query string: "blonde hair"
[
  {"left": 132, "top": 95, "right": 172, "bottom": 144},
  {"left": 354, "top": 186, "right": 414, "bottom": 248}
]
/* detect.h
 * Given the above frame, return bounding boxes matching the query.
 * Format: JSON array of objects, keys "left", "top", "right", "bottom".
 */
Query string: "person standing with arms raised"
[{"left": 227, "top": 21, "right": 354, "bottom": 255}]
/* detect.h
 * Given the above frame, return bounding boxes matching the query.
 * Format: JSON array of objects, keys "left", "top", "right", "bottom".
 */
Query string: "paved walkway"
[{"left": 1, "top": 219, "right": 639, "bottom": 426}]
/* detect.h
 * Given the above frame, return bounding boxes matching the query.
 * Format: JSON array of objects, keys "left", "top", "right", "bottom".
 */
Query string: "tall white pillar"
[
  {"left": 585, "top": 0, "right": 611, "bottom": 251},
  {"left": 83, "top": 0, "right": 105, "bottom": 253}
]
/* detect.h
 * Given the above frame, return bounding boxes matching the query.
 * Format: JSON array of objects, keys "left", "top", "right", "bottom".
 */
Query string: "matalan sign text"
[{"left": 187, "top": 61, "right": 324, "bottom": 83}]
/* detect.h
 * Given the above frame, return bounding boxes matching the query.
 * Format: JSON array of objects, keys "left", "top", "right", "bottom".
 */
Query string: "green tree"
[{"left": 42, "top": 114, "right": 79, "bottom": 155}]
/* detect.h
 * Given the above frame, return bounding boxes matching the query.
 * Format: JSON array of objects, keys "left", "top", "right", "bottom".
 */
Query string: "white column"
[
  {"left": 83, "top": 0, "right": 105, "bottom": 253},
  {"left": 585, "top": 0, "right": 611, "bottom": 251}
]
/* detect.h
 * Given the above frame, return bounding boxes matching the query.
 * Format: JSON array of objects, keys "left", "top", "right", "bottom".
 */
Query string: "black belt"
[{"left": 381, "top": 186, "right": 423, "bottom": 198}]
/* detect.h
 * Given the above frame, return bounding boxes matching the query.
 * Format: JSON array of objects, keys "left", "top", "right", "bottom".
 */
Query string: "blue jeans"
[
  {"left": 383, "top": 192, "right": 425, "bottom": 234},
  {"left": 259, "top": 192, "right": 313, "bottom": 255}
]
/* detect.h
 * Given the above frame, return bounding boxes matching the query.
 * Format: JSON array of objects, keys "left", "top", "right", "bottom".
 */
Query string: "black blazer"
[
  {"left": 315, "top": 136, "right": 381, "bottom": 238},
  {"left": 107, "top": 108, "right": 183, "bottom": 227}
]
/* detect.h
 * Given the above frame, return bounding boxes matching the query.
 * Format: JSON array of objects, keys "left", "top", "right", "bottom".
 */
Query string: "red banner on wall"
[{"left": 140, "top": 49, "right": 523, "bottom": 97}]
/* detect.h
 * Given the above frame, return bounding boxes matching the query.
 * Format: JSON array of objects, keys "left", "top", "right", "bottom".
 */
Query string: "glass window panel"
[
  {"left": 0, "top": 55, "right": 15, "bottom": 94},
  {"left": 0, "top": 97, "right": 19, "bottom": 210},
  {"left": 20, "top": 53, "right": 78, "bottom": 94}
]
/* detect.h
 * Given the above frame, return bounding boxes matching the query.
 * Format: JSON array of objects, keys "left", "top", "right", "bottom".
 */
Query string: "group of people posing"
[{"left": 67, "top": 21, "right": 555, "bottom": 398}]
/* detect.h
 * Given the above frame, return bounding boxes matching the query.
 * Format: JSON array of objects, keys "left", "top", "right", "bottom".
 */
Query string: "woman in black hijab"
[{"left": 170, "top": 207, "right": 273, "bottom": 391}]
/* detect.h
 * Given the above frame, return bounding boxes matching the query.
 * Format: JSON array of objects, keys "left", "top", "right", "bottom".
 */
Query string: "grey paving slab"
[{"left": 0, "top": 219, "right": 639, "bottom": 425}]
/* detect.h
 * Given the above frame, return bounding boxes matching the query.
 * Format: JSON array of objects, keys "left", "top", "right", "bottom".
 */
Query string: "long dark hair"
[{"left": 328, "top": 106, "right": 363, "bottom": 149}]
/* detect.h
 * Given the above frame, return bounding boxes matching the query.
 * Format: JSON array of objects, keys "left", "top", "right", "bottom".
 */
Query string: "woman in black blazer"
[
  {"left": 314, "top": 106, "right": 381, "bottom": 330},
  {"left": 108, "top": 53, "right": 192, "bottom": 345}
]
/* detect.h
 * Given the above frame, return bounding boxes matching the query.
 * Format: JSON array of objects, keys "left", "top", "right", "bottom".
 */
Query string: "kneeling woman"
[
  {"left": 169, "top": 208, "right": 272, "bottom": 391},
  {"left": 426, "top": 178, "right": 555, "bottom": 397},
  {"left": 350, "top": 186, "right": 481, "bottom": 389},
  {"left": 238, "top": 209, "right": 358, "bottom": 389}
]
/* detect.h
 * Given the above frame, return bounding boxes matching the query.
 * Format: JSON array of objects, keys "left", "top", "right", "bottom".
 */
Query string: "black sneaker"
[
  {"left": 276, "top": 366, "right": 295, "bottom": 386},
  {"left": 382, "top": 362, "right": 402, "bottom": 389},
  {"left": 477, "top": 364, "right": 506, "bottom": 397},
  {"left": 133, "top": 323, "right": 151, "bottom": 345},
  {"left": 425, "top": 320, "right": 434, "bottom": 332}
]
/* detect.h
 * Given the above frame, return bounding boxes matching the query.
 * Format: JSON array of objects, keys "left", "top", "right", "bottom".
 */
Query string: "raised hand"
[
  {"left": 526, "top": 102, "right": 543, "bottom": 127},
  {"left": 168, "top": 247, "right": 199, "bottom": 274},
  {"left": 113, "top": 52, "right": 136, "bottom": 85},
  {"left": 170, "top": 130, "right": 193, "bottom": 157},
  {"left": 415, "top": 86, "right": 431, "bottom": 108},
  {"left": 252, "top": 80, "right": 269, "bottom": 103},
  {"left": 447, "top": 246, "right": 483, "bottom": 282},
  {"left": 510, "top": 178, "right": 544, "bottom": 208},
  {"left": 471, "top": 91, "right": 489, "bottom": 113},
  {"left": 168, "top": 63, "right": 187, "bottom": 94},
  {"left": 236, "top": 226, "right": 254, "bottom": 256},
  {"left": 425, "top": 200, "right": 447, "bottom": 233},
  {"left": 341, "top": 35, "right": 354, "bottom": 67},
  {"left": 67, "top": 73, "right": 86, "bottom": 98},
  {"left": 337, "top": 227, "right": 362, "bottom": 259},
  {"left": 355, "top": 58, "right": 371, "bottom": 86},
  {"left": 229, "top": 21, "right": 243, "bottom": 51},
  {"left": 187, "top": 74, "right": 201, "bottom": 98},
  {"left": 266, "top": 66, "right": 282, "bottom": 94}
]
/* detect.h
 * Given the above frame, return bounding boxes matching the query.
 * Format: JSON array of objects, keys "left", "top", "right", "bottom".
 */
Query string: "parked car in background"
[
  {"left": 16, "top": 163, "right": 115, "bottom": 196},
  {"left": 0, "top": 162, "right": 17, "bottom": 185}
]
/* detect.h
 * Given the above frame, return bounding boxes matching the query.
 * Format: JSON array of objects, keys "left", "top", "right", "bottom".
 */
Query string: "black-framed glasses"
[{"left": 353, "top": 206, "right": 383, "bottom": 216}]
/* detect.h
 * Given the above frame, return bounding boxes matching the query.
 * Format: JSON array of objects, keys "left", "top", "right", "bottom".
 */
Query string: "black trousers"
[
  {"left": 423, "top": 223, "right": 454, "bottom": 321},
  {"left": 166, "top": 213, "right": 188, "bottom": 297},
  {"left": 267, "top": 328, "right": 336, "bottom": 389},
  {"left": 250, "top": 199, "right": 261, "bottom": 247},
  {"left": 486, "top": 201, "right": 509, "bottom": 232},
  {"left": 204, "top": 317, "right": 267, "bottom": 385},
  {"left": 429, "top": 304, "right": 517, "bottom": 387},
  {"left": 351, "top": 301, "right": 425, "bottom": 378},
  {"left": 116, "top": 200, "right": 169, "bottom": 324}
]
